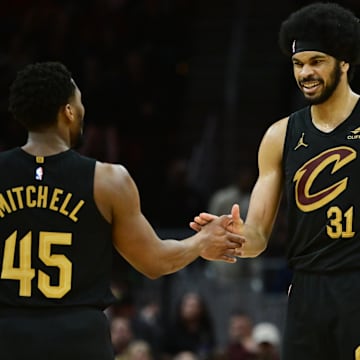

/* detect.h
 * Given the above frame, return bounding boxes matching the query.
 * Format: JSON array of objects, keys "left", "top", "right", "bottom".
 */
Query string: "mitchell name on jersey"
[{"left": 0, "top": 185, "right": 85, "bottom": 222}]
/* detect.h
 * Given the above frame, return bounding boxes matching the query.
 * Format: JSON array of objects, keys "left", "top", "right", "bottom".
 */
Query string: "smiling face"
[{"left": 292, "top": 51, "right": 345, "bottom": 105}]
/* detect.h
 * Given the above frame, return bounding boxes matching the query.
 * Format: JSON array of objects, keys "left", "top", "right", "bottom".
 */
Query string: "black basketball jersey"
[
  {"left": 283, "top": 100, "right": 360, "bottom": 272},
  {"left": 0, "top": 148, "right": 115, "bottom": 309}
]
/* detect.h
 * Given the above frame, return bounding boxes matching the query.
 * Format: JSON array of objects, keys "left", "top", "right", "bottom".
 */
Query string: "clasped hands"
[{"left": 191, "top": 204, "right": 246, "bottom": 260}]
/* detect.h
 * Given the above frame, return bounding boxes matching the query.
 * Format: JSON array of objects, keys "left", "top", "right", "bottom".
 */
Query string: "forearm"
[
  {"left": 116, "top": 213, "right": 242, "bottom": 279},
  {"left": 135, "top": 218, "right": 242, "bottom": 278},
  {"left": 151, "top": 236, "right": 202, "bottom": 277},
  {"left": 237, "top": 222, "right": 268, "bottom": 258}
]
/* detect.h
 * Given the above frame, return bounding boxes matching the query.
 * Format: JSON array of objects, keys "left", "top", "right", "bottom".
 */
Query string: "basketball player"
[
  {"left": 0, "top": 61, "right": 244, "bottom": 360},
  {"left": 190, "top": 3, "right": 360, "bottom": 359}
]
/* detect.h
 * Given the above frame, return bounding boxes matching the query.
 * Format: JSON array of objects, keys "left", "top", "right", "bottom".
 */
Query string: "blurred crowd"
[{"left": 107, "top": 290, "right": 281, "bottom": 360}]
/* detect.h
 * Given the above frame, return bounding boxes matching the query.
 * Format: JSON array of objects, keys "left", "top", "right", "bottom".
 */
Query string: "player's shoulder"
[
  {"left": 264, "top": 116, "right": 290, "bottom": 139},
  {"left": 95, "top": 161, "right": 133, "bottom": 188},
  {"left": 94, "top": 161, "right": 139, "bottom": 216},
  {"left": 273, "top": 115, "right": 290, "bottom": 128}
]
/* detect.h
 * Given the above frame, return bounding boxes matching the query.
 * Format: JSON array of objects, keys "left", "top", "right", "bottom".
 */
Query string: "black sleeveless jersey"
[
  {"left": 0, "top": 148, "right": 115, "bottom": 309},
  {"left": 283, "top": 100, "right": 360, "bottom": 272}
]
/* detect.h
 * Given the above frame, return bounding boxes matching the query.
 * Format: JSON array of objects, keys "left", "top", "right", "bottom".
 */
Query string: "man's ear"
[
  {"left": 64, "top": 103, "right": 74, "bottom": 121},
  {"left": 341, "top": 61, "right": 350, "bottom": 73}
]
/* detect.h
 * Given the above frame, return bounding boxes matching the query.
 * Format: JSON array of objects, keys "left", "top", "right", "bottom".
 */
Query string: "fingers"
[
  {"left": 193, "top": 215, "right": 211, "bottom": 226},
  {"left": 235, "top": 247, "right": 243, "bottom": 257},
  {"left": 200, "top": 238, "right": 244, "bottom": 262},
  {"left": 231, "top": 203, "right": 240, "bottom": 219},
  {"left": 218, "top": 214, "right": 234, "bottom": 227},
  {"left": 227, "top": 233, "right": 245, "bottom": 245},
  {"left": 193, "top": 210, "right": 246, "bottom": 262},
  {"left": 219, "top": 255, "right": 237, "bottom": 263},
  {"left": 198, "top": 212, "right": 218, "bottom": 221},
  {"left": 231, "top": 204, "right": 244, "bottom": 225},
  {"left": 208, "top": 245, "right": 243, "bottom": 263},
  {"left": 190, "top": 212, "right": 221, "bottom": 233},
  {"left": 189, "top": 215, "right": 211, "bottom": 233},
  {"left": 222, "top": 237, "right": 244, "bottom": 259},
  {"left": 189, "top": 222, "right": 201, "bottom": 232}
]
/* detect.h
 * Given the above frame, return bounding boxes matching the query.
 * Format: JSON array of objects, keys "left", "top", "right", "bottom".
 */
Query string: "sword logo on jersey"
[
  {"left": 347, "top": 127, "right": 360, "bottom": 140},
  {"left": 293, "top": 146, "right": 356, "bottom": 212},
  {"left": 294, "top": 132, "right": 308, "bottom": 150},
  {"left": 350, "top": 127, "right": 360, "bottom": 134}
]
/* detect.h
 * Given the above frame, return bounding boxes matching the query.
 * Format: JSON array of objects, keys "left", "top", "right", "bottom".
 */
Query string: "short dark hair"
[
  {"left": 278, "top": 2, "right": 360, "bottom": 64},
  {"left": 8, "top": 61, "right": 75, "bottom": 130}
]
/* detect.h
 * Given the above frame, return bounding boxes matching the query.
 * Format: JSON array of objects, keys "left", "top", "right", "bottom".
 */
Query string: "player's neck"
[
  {"left": 311, "top": 87, "right": 359, "bottom": 133},
  {"left": 22, "top": 132, "right": 71, "bottom": 157}
]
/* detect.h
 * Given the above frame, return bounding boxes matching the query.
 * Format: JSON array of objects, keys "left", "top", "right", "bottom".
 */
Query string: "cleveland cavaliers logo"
[{"left": 293, "top": 146, "right": 356, "bottom": 212}]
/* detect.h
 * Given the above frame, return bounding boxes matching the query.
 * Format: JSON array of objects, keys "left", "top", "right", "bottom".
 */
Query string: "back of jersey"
[{"left": 0, "top": 148, "right": 115, "bottom": 309}]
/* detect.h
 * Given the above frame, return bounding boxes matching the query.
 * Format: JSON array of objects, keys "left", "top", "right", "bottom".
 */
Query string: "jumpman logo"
[{"left": 294, "top": 132, "right": 308, "bottom": 150}]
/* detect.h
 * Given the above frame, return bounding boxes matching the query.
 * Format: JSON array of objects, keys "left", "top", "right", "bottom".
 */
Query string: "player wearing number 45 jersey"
[
  {"left": 0, "top": 61, "right": 244, "bottom": 360},
  {"left": 191, "top": 3, "right": 360, "bottom": 360}
]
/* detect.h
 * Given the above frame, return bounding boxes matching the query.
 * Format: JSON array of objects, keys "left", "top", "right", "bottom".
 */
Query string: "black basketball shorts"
[
  {"left": 282, "top": 270, "right": 360, "bottom": 360},
  {"left": 0, "top": 306, "right": 114, "bottom": 360}
]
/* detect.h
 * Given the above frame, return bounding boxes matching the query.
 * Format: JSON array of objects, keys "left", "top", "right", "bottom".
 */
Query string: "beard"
[{"left": 300, "top": 61, "right": 342, "bottom": 105}]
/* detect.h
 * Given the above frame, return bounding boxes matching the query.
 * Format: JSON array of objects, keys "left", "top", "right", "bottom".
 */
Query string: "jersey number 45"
[{"left": 0, "top": 231, "right": 72, "bottom": 299}]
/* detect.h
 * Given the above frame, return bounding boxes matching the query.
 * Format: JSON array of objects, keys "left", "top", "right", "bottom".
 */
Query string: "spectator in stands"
[
  {"left": 221, "top": 310, "right": 257, "bottom": 360},
  {"left": 161, "top": 291, "right": 216, "bottom": 360},
  {"left": 111, "top": 316, "right": 135, "bottom": 360},
  {"left": 132, "top": 296, "right": 164, "bottom": 359},
  {"left": 252, "top": 322, "right": 281, "bottom": 360},
  {"left": 126, "top": 339, "right": 154, "bottom": 360}
]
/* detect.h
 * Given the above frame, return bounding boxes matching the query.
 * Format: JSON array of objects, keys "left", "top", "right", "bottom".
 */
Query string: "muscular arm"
[
  {"left": 94, "top": 163, "right": 244, "bottom": 279},
  {"left": 241, "top": 117, "right": 287, "bottom": 256},
  {"left": 241, "top": 120, "right": 287, "bottom": 257},
  {"left": 190, "top": 117, "right": 288, "bottom": 258}
]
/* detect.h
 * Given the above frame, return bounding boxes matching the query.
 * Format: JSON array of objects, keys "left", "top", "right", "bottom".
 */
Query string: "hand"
[
  {"left": 189, "top": 212, "right": 218, "bottom": 232},
  {"left": 190, "top": 204, "right": 244, "bottom": 234},
  {"left": 197, "top": 212, "right": 245, "bottom": 263},
  {"left": 190, "top": 204, "right": 266, "bottom": 258}
]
